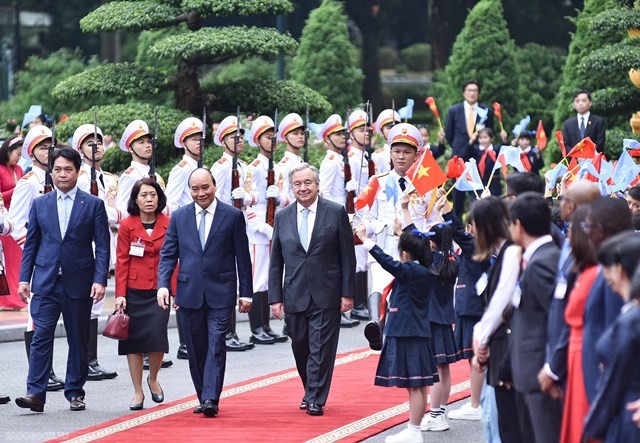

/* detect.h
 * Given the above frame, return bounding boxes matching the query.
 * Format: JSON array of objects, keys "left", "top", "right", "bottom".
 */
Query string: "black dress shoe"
[
  {"left": 193, "top": 404, "right": 204, "bottom": 413},
  {"left": 89, "top": 361, "right": 117, "bottom": 380},
  {"left": 177, "top": 344, "right": 189, "bottom": 360},
  {"left": 202, "top": 400, "right": 218, "bottom": 417},
  {"left": 47, "top": 374, "right": 64, "bottom": 392},
  {"left": 306, "top": 403, "right": 324, "bottom": 416},
  {"left": 364, "top": 321, "right": 383, "bottom": 351},
  {"left": 249, "top": 329, "right": 276, "bottom": 345},
  {"left": 87, "top": 364, "right": 105, "bottom": 381},
  {"left": 144, "top": 355, "right": 173, "bottom": 370},
  {"left": 161, "top": 358, "right": 173, "bottom": 368},
  {"left": 300, "top": 398, "right": 308, "bottom": 410},
  {"left": 15, "top": 395, "right": 44, "bottom": 412},
  {"left": 69, "top": 396, "right": 86, "bottom": 411},
  {"left": 0, "top": 395, "right": 10, "bottom": 404},
  {"left": 263, "top": 326, "right": 289, "bottom": 343},
  {"left": 129, "top": 396, "right": 144, "bottom": 411},
  {"left": 147, "top": 375, "right": 164, "bottom": 403},
  {"left": 340, "top": 313, "right": 360, "bottom": 328},
  {"left": 350, "top": 306, "right": 370, "bottom": 321},
  {"left": 226, "top": 335, "right": 251, "bottom": 352}
]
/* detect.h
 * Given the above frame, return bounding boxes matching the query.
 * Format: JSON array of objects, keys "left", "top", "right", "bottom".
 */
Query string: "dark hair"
[
  {"left": 633, "top": 212, "right": 640, "bottom": 231},
  {"left": 506, "top": 172, "right": 544, "bottom": 196},
  {"left": 478, "top": 127, "right": 494, "bottom": 138},
  {"left": 429, "top": 223, "right": 458, "bottom": 285},
  {"left": 570, "top": 206, "right": 597, "bottom": 271},
  {"left": 399, "top": 231, "right": 433, "bottom": 268},
  {"left": 598, "top": 231, "right": 640, "bottom": 280},
  {"left": 418, "top": 124, "right": 430, "bottom": 132},
  {"left": 517, "top": 131, "right": 532, "bottom": 140},
  {"left": 462, "top": 80, "right": 480, "bottom": 92},
  {"left": 127, "top": 178, "right": 167, "bottom": 216},
  {"left": 590, "top": 197, "right": 632, "bottom": 239},
  {"left": 627, "top": 185, "right": 640, "bottom": 201},
  {"left": 188, "top": 167, "right": 216, "bottom": 187},
  {"left": 470, "top": 197, "right": 511, "bottom": 261},
  {"left": 51, "top": 147, "right": 81, "bottom": 171},
  {"left": 510, "top": 192, "right": 551, "bottom": 237},
  {"left": 630, "top": 264, "right": 640, "bottom": 301},
  {"left": 574, "top": 89, "right": 592, "bottom": 101},
  {"left": 0, "top": 136, "right": 23, "bottom": 165}
]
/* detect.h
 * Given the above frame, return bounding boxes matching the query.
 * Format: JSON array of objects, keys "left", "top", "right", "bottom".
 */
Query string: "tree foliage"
[
  {"left": 443, "top": 0, "right": 520, "bottom": 116},
  {"left": 80, "top": 1, "right": 180, "bottom": 33},
  {"left": 181, "top": 0, "right": 293, "bottom": 16},
  {"left": 291, "top": 0, "right": 363, "bottom": 112}
]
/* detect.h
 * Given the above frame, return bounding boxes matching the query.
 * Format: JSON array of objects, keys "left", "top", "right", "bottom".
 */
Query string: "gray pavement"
[{"left": 0, "top": 311, "right": 482, "bottom": 442}]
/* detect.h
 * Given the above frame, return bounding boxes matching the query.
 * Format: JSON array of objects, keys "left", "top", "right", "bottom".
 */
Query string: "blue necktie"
[
  {"left": 60, "top": 194, "right": 71, "bottom": 238},
  {"left": 579, "top": 117, "right": 586, "bottom": 139},
  {"left": 299, "top": 208, "right": 310, "bottom": 251},
  {"left": 199, "top": 210, "right": 207, "bottom": 248}
]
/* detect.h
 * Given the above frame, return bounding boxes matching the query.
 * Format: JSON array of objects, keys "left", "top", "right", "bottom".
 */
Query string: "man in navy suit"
[
  {"left": 269, "top": 163, "right": 356, "bottom": 416},
  {"left": 157, "top": 168, "right": 252, "bottom": 417},
  {"left": 561, "top": 90, "right": 606, "bottom": 154},
  {"left": 16, "top": 148, "right": 110, "bottom": 413},
  {"left": 445, "top": 80, "right": 496, "bottom": 217}
]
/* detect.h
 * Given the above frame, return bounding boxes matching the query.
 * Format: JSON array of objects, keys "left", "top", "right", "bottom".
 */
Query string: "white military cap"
[
  {"left": 320, "top": 114, "right": 345, "bottom": 140},
  {"left": 248, "top": 115, "right": 275, "bottom": 148},
  {"left": 276, "top": 113, "right": 304, "bottom": 143},
  {"left": 72, "top": 124, "right": 103, "bottom": 152},
  {"left": 387, "top": 123, "right": 424, "bottom": 152},
  {"left": 174, "top": 117, "right": 204, "bottom": 148},
  {"left": 374, "top": 109, "right": 401, "bottom": 136},
  {"left": 119, "top": 120, "right": 150, "bottom": 152},
  {"left": 214, "top": 115, "right": 245, "bottom": 147},
  {"left": 22, "top": 125, "right": 52, "bottom": 161},
  {"left": 347, "top": 109, "right": 368, "bottom": 132}
]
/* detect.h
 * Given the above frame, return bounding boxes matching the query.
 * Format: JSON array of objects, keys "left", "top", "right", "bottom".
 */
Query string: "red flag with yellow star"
[
  {"left": 536, "top": 120, "right": 547, "bottom": 150},
  {"left": 566, "top": 137, "right": 596, "bottom": 159},
  {"left": 355, "top": 176, "right": 380, "bottom": 210},
  {"left": 407, "top": 149, "right": 447, "bottom": 196}
]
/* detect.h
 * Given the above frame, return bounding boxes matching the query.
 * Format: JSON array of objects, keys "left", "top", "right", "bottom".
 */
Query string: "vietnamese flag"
[
  {"left": 425, "top": 97, "right": 440, "bottom": 120},
  {"left": 492, "top": 102, "right": 503, "bottom": 124},
  {"left": 566, "top": 137, "right": 596, "bottom": 159},
  {"left": 536, "top": 120, "right": 547, "bottom": 150},
  {"left": 446, "top": 155, "right": 465, "bottom": 179},
  {"left": 407, "top": 149, "right": 448, "bottom": 196},
  {"left": 555, "top": 130, "right": 567, "bottom": 158},
  {"left": 355, "top": 176, "right": 380, "bottom": 210}
]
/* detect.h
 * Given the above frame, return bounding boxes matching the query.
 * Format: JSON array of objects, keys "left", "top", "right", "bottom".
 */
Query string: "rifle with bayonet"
[
  {"left": 199, "top": 107, "right": 206, "bottom": 168},
  {"left": 232, "top": 107, "right": 242, "bottom": 209},
  {"left": 303, "top": 105, "right": 309, "bottom": 163},
  {"left": 366, "top": 103, "right": 376, "bottom": 177},
  {"left": 266, "top": 109, "right": 278, "bottom": 227},
  {"left": 44, "top": 118, "right": 55, "bottom": 194},
  {"left": 149, "top": 108, "right": 158, "bottom": 182},
  {"left": 343, "top": 106, "right": 355, "bottom": 214},
  {"left": 90, "top": 111, "right": 99, "bottom": 196}
]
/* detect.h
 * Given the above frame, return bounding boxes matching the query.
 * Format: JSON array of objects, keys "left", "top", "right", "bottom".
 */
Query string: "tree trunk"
[
  {"left": 175, "top": 60, "right": 202, "bottom": 115},
  {"left": 431, "top": 0, "right": 448, "bottom": 69}
]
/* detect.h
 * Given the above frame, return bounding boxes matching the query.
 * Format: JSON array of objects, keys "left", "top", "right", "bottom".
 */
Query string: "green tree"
[
  {"left": 443, "top": 0, "right": 520, "bottom": 119},
  {"left": 291, "top": 0, "right": 363, "bottom": 112}
]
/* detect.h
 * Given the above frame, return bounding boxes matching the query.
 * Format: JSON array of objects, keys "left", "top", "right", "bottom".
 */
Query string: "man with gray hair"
[{"left": 269, "top": 163, "right": 356, "bottom": 416}]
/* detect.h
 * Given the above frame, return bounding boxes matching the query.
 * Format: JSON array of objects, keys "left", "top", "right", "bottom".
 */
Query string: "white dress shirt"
[
  {"left": 297, "top": 197, "right": 318, "bottom": 245},
  {"left": 57, "top": 186, "right": 78, "bottom": 239},
  {"left": 196, "top": 199, "right": 217, "bottom": 240}
]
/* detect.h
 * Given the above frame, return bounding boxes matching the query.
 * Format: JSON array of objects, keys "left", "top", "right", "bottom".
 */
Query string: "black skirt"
[
  {"left": 375, "top": 336, "right": 440, "bottom": 388},
  {"left": 430, "top": 322, "right": 461, "bottom": 364},
  {"left": 454, "top": 315, "right": 481, "bottom": 360},
  {"left": 118, "top": 288, "right": 170, "bottom": 355}
]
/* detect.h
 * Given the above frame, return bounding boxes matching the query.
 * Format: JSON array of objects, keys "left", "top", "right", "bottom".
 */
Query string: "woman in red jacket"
[
  {"left": 115, "top": 178, "right": 170, "bottom": 410},
  {"left": 0, "top": 135, "right": 24, "bottom": 208}
]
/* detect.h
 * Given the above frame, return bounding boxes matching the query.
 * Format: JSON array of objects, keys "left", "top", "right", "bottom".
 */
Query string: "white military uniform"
[
  {"left": 166, "top": 117, "right": 204, "bottom": 212},
  {"left": 371, "top": 109, "right": 400, "bottom": 175},
  {"left": 211, "top": 152, "right": 251, "bottom": 207},
  {"left": 319, "top": 151, "right": 346, "bottom": 205},
  {"left": 276, "top": 113, "right": 305, "bottom": 205}
]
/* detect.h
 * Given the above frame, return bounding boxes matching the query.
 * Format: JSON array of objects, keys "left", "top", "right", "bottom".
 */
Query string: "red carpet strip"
[{"left": 49, "top": 349, "right": 470, "bottom": 443}]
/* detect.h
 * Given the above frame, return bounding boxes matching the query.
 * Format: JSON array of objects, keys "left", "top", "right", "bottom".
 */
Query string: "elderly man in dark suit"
[
  {"left": 561, "top": 89, "right": 606, "bottom": 153},
  {"left": 157, "top": 168, "right": 253, "bottom": 418},
  {"left": 445, "top": 80, "right": 501, "bottom": 217},
  {"left": 509, "top": 192, "right": 562, "bottom": 443},
  {"left": 15, "top": 148, "right": 110, "bottom": 413},
  {"left": 269, "top": 163, "right": 356, "bottom": 416}
]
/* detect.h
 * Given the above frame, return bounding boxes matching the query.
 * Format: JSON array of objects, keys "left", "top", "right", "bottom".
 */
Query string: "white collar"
[
  {"left": 297, "top": 197, "right": 319, "bottom": 214},
  {"left": 57, "top": 186, "right": 78, "bottom": 201},
  {"left": 523, "top": 235, "right": 553, "bottom": 263},
  {"left": 577, "top": 112, "right": 590, "bottom": 122},
  {"left": 196, "top": 198, "right": 217, "bottom": 216},
  {"left": 182, "top": 154, "right": 198, "bottom": 169}
]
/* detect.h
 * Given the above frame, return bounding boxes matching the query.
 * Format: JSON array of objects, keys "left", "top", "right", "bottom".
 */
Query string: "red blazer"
[
  {"left": 0, "top": 163, "right": 23, "bottom": 208},
  {"left": 116, "top": 213, "right": 174, "bottom": 296}
]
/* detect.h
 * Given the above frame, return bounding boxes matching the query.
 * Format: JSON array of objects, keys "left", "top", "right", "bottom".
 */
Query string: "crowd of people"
[{"left": 0, "top": 78, "right": 637, "bottom": 443}]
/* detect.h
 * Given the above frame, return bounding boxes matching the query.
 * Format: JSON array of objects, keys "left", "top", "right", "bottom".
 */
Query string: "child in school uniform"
[
  {"left": 515, "top": 131, "right": 544, "bottom": 177},
  {"left": 356, "top": 224, "right": 439, "bottom": 443},
  {"left": 420, "top": 221, "right": 461, "bottom": 432},
  {"left": 471, "top": 127, "right": 502, "bottom": 196}
]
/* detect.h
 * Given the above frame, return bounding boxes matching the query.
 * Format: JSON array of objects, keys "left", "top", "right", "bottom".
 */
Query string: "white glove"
[
  {"left": 231, "top": 187, "right": 252, "bottom": 206},
  {"left": 259, "top": 223, "right": 274, "bottom": 240},
  {"left": 345, "top": 179, "right": 359, "bottom": 192},
  {"left": 266, "top": 185, "right": 280, "bottom": 200}
]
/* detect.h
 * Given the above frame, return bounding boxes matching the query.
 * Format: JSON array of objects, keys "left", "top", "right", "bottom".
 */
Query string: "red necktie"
[
  {"left": 520, "top": 153, "right": 532, "bottom": 172},
  {"left": 478, "top": 149, "right": 497, "bottom": 177},
  {"left": 379, "top": 279, "right": 395, "bottom": 322}
]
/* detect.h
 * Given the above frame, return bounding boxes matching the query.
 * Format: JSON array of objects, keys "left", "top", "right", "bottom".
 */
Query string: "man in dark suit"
[
  {"left": 445, "top": 80, "right": 498, "bottom": 217},
  {"left": 509, "top": 192, "right": 562, "bottom": 443},
  {"left": 15, "top": 148, "right": 110, "bottom": 413},
  {"left": 562, "top": 89, "right": 606, "bottom": 153},
  {"left": 269, "top": 163, "right": 356, "bottom": 416},
  {"left": 157, "top": 168, "right": 252, "bottom": 418}
]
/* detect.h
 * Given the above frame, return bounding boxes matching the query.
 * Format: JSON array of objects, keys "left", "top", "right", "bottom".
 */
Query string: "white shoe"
[
  {"left": 384, "top": 427, "right": 424, "bottom": 443},
  {"left": 448, "top": 402, "right": 482, "bottom": 420},
  {"left": 420, "top": 413, "right": 450, "bottom": 431}
]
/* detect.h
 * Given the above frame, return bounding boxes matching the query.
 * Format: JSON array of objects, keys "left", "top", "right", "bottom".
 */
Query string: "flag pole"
[{"left": 485, "top": 170, "right": 496, "bottom": 192}]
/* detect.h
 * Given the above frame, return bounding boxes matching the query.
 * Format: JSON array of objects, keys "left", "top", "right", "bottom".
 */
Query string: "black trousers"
[
  {"left": 286, "top": 300, "right": 340, "bottom": 406},
  {"left": 494, "top": 386, "right": 531, "bottom": 443},
  {"left": 515, "top": 389, "right": 562, "bottom": 443}
]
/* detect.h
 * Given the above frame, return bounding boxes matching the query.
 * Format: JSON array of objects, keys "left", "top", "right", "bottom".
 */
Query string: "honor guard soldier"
[
  {"left": 276, "top": 113, "right": 306, "bottom": 204},
  {"left": 245, "top": 115, "right": 288, "bottom": 345},
  {"left": 9, "top": 125, "right": 64, "bottom": 391},
  {"left": 210, "top": 115, "right": 254, "bottom": 351},
  {"left": 318, "top": 114, "right": 355, "bottom": 205},
  {"left": 372, "top": 109, "right": 401, "bottom": 175},
  {"left": 165, "top": 117, "right": 204, "bottom": 213},
  {"left": 116, "top": 120, "right": 165, "bottom": 215},
  {"left": 165, "top": 117, "right": 205, "bottom": 360},
  {"left": 364, "top": 123, "right": 440, "bottom": 298},
  {"left": 72, "top": 124, "right": 120, "bottom": 381}
]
